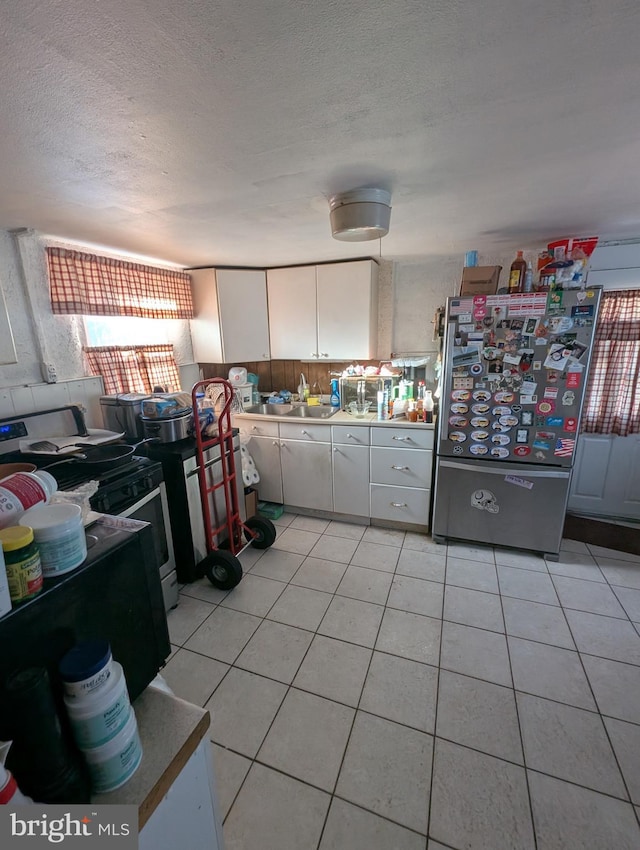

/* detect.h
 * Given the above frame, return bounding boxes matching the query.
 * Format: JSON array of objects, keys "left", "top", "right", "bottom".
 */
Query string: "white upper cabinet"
[
  {"left": 190, "top": 269, "right": 270, "bottom": 363},
  {"left": 267, "top": 266, "right": 317, "bottom": 359},
  {"left": 316, "top": 261, "right": 378, "bottom": 360},
  {"left": 267, "top": 260, "right": 378, "bottom": 361}
]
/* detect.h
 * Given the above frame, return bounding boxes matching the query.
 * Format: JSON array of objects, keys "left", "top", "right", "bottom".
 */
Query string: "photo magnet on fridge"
[{"left": 520, "top": 411, "right": 534, "bottom": 426}]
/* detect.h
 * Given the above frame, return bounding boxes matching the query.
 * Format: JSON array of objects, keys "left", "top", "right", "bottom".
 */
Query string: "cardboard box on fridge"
[{"left": 460, "top": 265, "right": 502, "bottom": 296}]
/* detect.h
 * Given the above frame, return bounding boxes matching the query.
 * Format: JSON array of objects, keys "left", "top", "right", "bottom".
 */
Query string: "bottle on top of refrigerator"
[
  {"left": 509, "top": 251, "right": 527, "bottom": 293},
  {"left": 523, "top": 262, "right": 533, "bottom": 293}
]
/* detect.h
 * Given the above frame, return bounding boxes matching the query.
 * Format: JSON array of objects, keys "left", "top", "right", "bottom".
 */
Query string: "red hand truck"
[{"left": 191, "top": 378, "right": 276, "bottom": 589}]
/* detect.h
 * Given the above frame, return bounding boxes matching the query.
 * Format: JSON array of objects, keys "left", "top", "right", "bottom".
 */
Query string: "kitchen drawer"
[
  {"left": 371, "top": 426, "right": 433, "bottom": 450},
  {"left": 370, "top": 447, "right": 432, "bottom": 488},
  {"left": 239, "top": 418, "right": 279, "bottom": 438},
  {"left": 279, "top": 422, "right": 331, "bottom": 442},
  {"left": 332, "top": 425, "right": 370, "bottom": 446},
  {"left": 370, "top": 484, "right": 430, "bottom": 525}
]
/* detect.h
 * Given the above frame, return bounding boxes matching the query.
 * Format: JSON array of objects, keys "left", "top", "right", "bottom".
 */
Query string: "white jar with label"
[
  {"left": 19, "top": 503, "right": 87, "bottom": 577},
  {"left": 0, "top": 471, "right": 57, "bottom": 530}
]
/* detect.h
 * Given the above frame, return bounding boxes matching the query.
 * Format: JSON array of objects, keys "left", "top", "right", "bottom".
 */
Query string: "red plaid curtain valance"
[
  {"left": 84, "top": 345, "right": 181, "bottom": 395},
  {"left": 582, "top": 289, "right": 640, "bottom": 437},
  {"left": 47, "top": 247, "right": 193, "bottom": 319}
]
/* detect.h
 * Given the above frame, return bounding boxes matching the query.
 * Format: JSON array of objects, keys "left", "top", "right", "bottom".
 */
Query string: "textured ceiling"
[{"left": 1, "top": 0, "right": 640, "bottom": 267}]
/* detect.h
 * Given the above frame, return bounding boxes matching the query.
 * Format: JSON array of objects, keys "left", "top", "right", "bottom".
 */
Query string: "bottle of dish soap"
[{"left": 330, "top": 379, "right": 340, "bottom": 408}]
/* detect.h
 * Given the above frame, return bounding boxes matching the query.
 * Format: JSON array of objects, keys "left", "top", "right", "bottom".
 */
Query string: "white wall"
[{"left": 391, "top": 250, "right": 528, "bottom": 354}]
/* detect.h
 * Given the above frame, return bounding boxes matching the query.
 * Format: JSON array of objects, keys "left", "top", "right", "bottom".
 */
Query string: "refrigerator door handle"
[{"left": 439, "top": 460, "right": 570, "bottom": 479}]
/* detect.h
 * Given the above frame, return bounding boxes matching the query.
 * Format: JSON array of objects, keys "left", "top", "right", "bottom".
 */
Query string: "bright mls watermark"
[{"left": 0, "top": 806, "right": 138, "bottom": 847}]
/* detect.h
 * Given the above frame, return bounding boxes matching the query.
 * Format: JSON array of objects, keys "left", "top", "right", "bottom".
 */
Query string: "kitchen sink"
[
  {"left": 243, "top": 403, "right": 293, "bottom": 415},
  {"left": 285, "top": 405, "right": 339, "bottom": 419}
]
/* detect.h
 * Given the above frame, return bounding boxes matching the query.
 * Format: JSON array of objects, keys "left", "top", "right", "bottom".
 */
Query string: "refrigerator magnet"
[
  {"left": 490, "top": 447, "right": 510, "bottom": 459},
  {"left": 449, "top": 431, "right": 467, "bottom": 443},
  {"left": 451, "top": 403, "right": 469, "bottom": 414},
  {"left": 471, "top": 430, "right": 490, "bottom": 441},
  {"left": 470, "top": 416, "right": 490, "bottom": 428},
  {"left": 546, "top": 416, "right": 563, "bottom": 427},
  {"left": 536, "top": 400, "right": 555, "bottom": 415},
  {"left": 453, "top": 377, "right": 474, "bottom": 390},
  {"left": 453, "top": 445, "right": 464, "bottom": 454},
  {"left": 544, "top": 387, "right": 559, "bottom": 398},
  {"left": 499, "top": 415, "right": 519, "bottom": 427},
  {"left": 469, "top": 444, "right": 489, "bottom": 456},
  {"left": 451, "top": 389, "right": 471, "bottom": 401},
  {"left": 473, "top": 390, "right": 492, "bottom": 402},
  {"left": 472, "top": 403, "right": 490, "bottom": 414},
  {"left": 515, "top": 429, "right": 528, "bottom": 443},
  {"left": 554, "top": 438, "right": 575, "bottom": 457},
  {"left": 533, "top": 361, "right": 542, "bottom": 370},
  {"left": 492, "top": 405, "right": 512, "bottom": 417},
  {"left": 520, "top": 411, "right": 534, "bottom": 426},
  {"left": 491, "top": 422, "right": 512, "bottom": 433},
  {"left": 524, "top": 317, "right": 539, "bottom": 335},
  {"left": 492, "top": 434, "right": 511, "bottom": 446},
  {"left": 514, "top": 445, "right": 531, "bottom": 457},
  {"left": 564, "top": 418, "right": 578, "bottom": 432},
  {"left": 566, "top": 371, "right": 581, "bottom": 388},
  {"left": 533, "top": 439, "right": 551, "bottom": 451},
  {"left": 562, "top": 391, "right": 575, "bottom": 406},
  {"left": 535, "top": 430, "right": 556, "bottom": 440},
  {"left": 470, "top": 363, "right": 483, "bottom": 376},
  {"left": 494, "top": 391, "right": 515, "bottom": 403},
  {"left": 449, "top": 416, "right": 468, "bottom": 428},
  {"left": 535, "top": 450, "right": 547, "bottom": 460}
]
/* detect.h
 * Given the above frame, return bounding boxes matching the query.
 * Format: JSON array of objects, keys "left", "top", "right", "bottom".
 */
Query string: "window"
[
  {"left": 582, "top": 289, "right": 640, "bottom": 436},
  {"left": 84, "top": 345, "right": 181, "bottom": 395}
]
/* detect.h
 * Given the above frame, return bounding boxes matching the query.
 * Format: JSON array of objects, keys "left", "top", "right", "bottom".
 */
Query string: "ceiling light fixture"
[{"left": 329, "top": 188, "right": 392, "bottom": 242}]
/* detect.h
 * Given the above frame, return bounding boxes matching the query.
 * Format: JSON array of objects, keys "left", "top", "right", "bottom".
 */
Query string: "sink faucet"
[{"left": 298, "top": 373, "right": 309, "bottom": 401}]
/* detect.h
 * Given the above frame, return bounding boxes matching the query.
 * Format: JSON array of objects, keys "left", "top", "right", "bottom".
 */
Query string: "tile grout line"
[
  {"left": 423, "top": 543, "right": 451, "bottom": 847},
  {"left": 552, "top": 579, "right": 638, "bottom": 811},
  {"left": 313, "top": 531, "right": 408, "bottom": 850},
  {"left": 493, "top": 555, "right": 540, "bottom": 850}
]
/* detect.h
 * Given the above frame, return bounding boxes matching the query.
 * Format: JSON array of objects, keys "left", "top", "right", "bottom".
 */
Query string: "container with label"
[
  {"left": 0, "top": 526, "right": 43, "bottom": 603},
  {"left": 82, "top": 709, "right": 142, "bottom": 793},
  {"left": 0, "top": 547, "right": 12, "bottom": 618},
  {"left": 64, "top": 661, "right": 131, "bottom": 749},
  {"left": 20, "top": 503, "right": 87, "bottom": 577},
  {"left": 59, "top": 640, "right": 114, "bottom": 699},
  {"left": 0, "top": 470, "right": 57, "bottom": 529}
]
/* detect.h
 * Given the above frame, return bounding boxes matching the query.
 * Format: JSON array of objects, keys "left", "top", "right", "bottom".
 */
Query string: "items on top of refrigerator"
[{"left": 508, "top": 251, "right": 527, "bottom": 293}]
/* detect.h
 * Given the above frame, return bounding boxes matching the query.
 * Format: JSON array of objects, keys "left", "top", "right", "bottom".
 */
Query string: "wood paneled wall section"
[{"left": 202, "top": 360, "right": 379, "bottom": 394}]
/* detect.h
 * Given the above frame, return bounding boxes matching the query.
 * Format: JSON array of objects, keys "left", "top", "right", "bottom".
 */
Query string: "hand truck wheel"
[
  {"left": 201, "top": 550, "right": 243, "bottom": 590},
  {"left": 244, "top": 516, "right": 277, "bottom": 549}
]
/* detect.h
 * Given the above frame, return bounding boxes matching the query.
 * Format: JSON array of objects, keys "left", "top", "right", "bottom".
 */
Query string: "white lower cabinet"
[
  {"left": 280, "top": 439, "right": 332, "bottom": 511},
  {"left": 370, "top": 484, "right": 430, "bottom": 525},
  {"left": 332, "top": 443, "right": 370, "bottom": 517},
  {"left": 237, "top": 417, "right": 432, "bottom": 526},
  {"left": 246, "top": 435, "right": 283, "bottom": 503}
]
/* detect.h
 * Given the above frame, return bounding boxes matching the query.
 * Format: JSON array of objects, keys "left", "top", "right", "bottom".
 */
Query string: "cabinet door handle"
[
  {"left": 279, "top": 441, "right": 285, "bottom": 447},
  {"left": 252, "top": 426, "right": 258, "bottom": 431},
  {"left": 346, "top": 433, "right": 353, "bottom": 438},
  {"left": 301, "top": 429, "right": 307, "bottom": 435},
  {"left": 390, "top": 502, "right": 407, "bottom": 508},
  {"left": 263, "top": 353, "right": 269, "bottom": 359},
  {"left": 311, "top": 352, "right": 318, "bottom": 358},
  {"left": 391, "top": 465, "right": 409, "bottom": 470},
  {"left": 272, "top": 440, "right": 279, "bottom": 446},
  {"left": 332, "top": 447, "right": 338, "bottom": 453},
  {"left": 320, "top": 352, "right": 329, "bottom": 358},
  {"left": 392, "top": 436, "right": 410, "bottom": 442}
]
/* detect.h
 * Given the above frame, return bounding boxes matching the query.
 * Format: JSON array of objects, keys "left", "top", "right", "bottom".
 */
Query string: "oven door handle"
[{"left": 119, "top": 486, "right": 161, "bottom": 517}]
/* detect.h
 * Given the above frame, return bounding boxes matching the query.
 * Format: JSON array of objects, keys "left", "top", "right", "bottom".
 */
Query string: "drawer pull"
[
  {"left": 332, "top": 447, "right": 338, "bottom": 453},
  {"left": 251, "top": 425, "right": 258, "bottom": 431},
  {"left": 346, "top": 433, "right": 353, "bottom": 438},
  {"left": 272, "top": 440, "right": 279, "bottom": 446},
  {"left": 391, "top": 465, "right": 409, "bottom": 471},
  {"left": 390, "top": 501, "right": 407, "bottom": 508},
  {"left": 301, "top": 429, "right": 307, "bottom": 435},
  {"left": 392, "top": 436, "right": 410, "bottom": 442}
]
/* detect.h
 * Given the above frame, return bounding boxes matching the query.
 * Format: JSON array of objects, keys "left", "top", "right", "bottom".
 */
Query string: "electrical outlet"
[{"left": 41, "top": 362, "right": 57, "bottom": 383}]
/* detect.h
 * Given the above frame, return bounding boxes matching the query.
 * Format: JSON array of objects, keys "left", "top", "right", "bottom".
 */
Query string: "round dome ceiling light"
[{"left": 329, "top": 188, "right": 392, "bottom": 242}]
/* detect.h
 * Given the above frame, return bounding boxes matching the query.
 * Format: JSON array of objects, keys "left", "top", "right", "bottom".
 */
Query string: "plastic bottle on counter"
[
  {"left": 0, "top": 470, "right": 57, "bottom": 530},
  {"left": 0, "top": 526, "right": 43, "bottom": 604},
  {"left": 330, "top": 379, "right": 340, "bottom": 408},
  {"left": 508, "top": 251, "right": 527, "bottom": 293},
  {"left": 423, "top": 391, "right": 434, "bottom": 423}
]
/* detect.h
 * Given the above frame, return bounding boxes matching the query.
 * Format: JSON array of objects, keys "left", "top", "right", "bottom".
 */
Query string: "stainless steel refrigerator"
[{"left": 432, "top": 288, "right": 601, "bottom": 558}]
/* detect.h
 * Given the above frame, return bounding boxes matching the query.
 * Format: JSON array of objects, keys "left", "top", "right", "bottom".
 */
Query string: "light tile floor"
[{"left": 165, "top": 514, "right": 640, "bottom": 849}]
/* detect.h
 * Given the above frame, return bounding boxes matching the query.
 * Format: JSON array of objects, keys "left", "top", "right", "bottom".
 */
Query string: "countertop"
[
  {"left": 234, "top": 408, "right": 436, "bottom": 429},
  {"left": 92, "top": 686, "right": 210, "bottom": 829}
]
